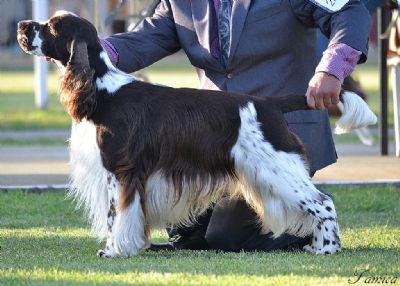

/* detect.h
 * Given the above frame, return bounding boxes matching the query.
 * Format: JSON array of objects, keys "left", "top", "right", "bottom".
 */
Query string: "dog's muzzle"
[{"left": 17, "top": 20, "right": 43, "bottom": 55}]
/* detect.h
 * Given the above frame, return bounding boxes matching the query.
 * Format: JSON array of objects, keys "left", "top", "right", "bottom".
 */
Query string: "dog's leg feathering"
[
  {"left": 97, "top": 172, "right": 119, "bottom": 258},
  {"left": 97, "top": 173, "right": 149, "bottom": 258},
  {"left": 232, "top": 102, "right": 341, "bottom": 254}
]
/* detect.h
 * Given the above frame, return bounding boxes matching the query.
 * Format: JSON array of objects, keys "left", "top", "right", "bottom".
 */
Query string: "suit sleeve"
[
  {"left": 290, "top": 0, "right": 371, "bottom": 63},
  {"left": 106, "top": 0, "right": 181, "bottom": 73}
]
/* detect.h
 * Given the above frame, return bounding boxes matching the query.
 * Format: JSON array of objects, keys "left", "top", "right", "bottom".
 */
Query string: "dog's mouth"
[{"left": 17, "top": 32, "right": 31, "bottom": 52}]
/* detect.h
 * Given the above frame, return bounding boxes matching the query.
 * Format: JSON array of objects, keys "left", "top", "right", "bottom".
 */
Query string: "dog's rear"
[{"left": 229, "top": 93, "right": 376, "bottom": 254}]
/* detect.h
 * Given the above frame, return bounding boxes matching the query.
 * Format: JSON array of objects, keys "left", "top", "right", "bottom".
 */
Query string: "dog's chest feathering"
[{"left": 69, "top": 120, "right": 113, "bottom": 239}]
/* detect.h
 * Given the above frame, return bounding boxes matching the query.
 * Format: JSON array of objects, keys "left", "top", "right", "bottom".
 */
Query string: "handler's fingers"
[
  {"left": 331, "top": 93, "right": 340, "bottom": 105},
  {"left": 306, "top": 89, "right": 316, "bottom": 109},
  {"left": 314, "top": 92, "right": 325, "bottom": 110},
  {"left": 323, "top": 94, "right": 333, "bottom": 108}
]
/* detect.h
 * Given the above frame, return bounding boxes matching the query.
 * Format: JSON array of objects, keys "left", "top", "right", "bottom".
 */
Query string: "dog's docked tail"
[
  {"left": 334, "top": 91, "right": 377, "bottom": 134},
  {"left": 274, "top": 91, "right": 377, "bottom": 134}
]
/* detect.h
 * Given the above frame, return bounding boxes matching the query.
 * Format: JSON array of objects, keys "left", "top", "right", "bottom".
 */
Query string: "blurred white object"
[
  {"left": 33, "top": 0, "right": 48, "bottom": 109},
  {"left": 387, "top": 56, "right": 400, "bottom": 157},
  {"left": 335, "top": 91, "right": 378, "bottom": 135},
  {"left": 354, "top": 127, "right": 375, "bottom": 147}
]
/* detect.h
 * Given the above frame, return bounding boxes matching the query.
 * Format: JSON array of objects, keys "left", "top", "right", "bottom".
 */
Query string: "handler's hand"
[{"left": 306, "top": 72, "right": 341, "bottom": 109}]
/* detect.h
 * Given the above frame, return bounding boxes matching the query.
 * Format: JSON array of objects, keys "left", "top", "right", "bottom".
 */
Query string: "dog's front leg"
[
  {"left": 97, "top": 172, "right": 119, "bottom": 258},
  {"left": 97, "top": 173, "right": 149, "bottom": 258}
]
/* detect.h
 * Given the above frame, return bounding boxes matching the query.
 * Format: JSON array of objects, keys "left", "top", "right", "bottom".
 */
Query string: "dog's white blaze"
[
  {"left": 68, "top": 120, "right": 109, "bottom": 240},
  {"left": 231, "top": 102, "right": 319, "bottom": 237},
  {"left": 113, "top": 191, "right": 148, "bottom": 256},
  {"left": 31, "top": 29, "right": 44, "bottom": 56},
  {"left": 145, "top": 171, "right": 229, "bottom": 228},
  {"left": 95, "top": 51, "right": 136, "bottom": 94}
]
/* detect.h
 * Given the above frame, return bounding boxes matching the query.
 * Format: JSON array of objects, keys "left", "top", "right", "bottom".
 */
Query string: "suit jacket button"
[{"left": 226, "top": 73, "right": 233, "bottom": 79}]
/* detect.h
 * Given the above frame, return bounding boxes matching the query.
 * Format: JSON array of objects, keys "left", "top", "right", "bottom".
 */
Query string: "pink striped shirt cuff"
[
  {"left": 100, "top": 39, "right": 119, "bottom": 66},
  {"left": 315, "top": 43, "right": 362, "bottom": 83}
]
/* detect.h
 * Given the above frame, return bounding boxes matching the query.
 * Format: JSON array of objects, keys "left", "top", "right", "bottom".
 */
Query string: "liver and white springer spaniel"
[{"left": 17, "top": 11, "right": 376, "bottom": 257}]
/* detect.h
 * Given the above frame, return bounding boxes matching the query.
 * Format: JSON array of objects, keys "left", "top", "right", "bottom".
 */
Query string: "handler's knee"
[
  {"left": 205, "top": 227, "right": 243, "bottom": 251},
  {"left": 204, "top": 198, "right": 259, "bottom": 252}
]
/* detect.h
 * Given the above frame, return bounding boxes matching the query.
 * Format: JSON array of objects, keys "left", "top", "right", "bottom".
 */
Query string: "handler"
[{"left": 101, "top": 0, "right": 371, "bottom": 252}]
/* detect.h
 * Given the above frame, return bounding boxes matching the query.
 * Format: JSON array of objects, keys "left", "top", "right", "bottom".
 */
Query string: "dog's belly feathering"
[{"left": 145, "top": 171, "right": 234, "bottom": 228}]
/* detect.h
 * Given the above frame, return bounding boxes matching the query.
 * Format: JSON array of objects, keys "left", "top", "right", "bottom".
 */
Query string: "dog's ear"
[
  {"left": 67, "top": 38, "right": 90, "bottom": 67},
  {"left": 60, "top": 38, "right": 97, "bottom": 122}
]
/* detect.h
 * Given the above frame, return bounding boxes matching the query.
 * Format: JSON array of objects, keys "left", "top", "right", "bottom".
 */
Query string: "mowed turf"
[{"left": 0, "top": 186, "right": 399, "bottom": 286}]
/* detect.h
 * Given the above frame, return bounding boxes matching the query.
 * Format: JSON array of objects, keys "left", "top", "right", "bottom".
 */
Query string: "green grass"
[
  {"left": 0, "top": 187, "right": 399, "bottom": 285},
  {"left": 0, "top": 138, "right": 68, "bottom": 146},
  {"left": 0, "top": 61, "right": 394, "bottom": 131}
]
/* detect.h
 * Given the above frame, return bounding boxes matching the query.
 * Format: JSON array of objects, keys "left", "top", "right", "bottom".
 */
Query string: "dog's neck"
[{"left": 92, "top": 50, "right": 136, "bottom": 95}]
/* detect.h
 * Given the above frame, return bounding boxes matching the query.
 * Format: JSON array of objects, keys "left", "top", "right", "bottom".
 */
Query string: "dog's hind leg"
[
  {"left": 97, "top": 172, "right": 148, "bottom": 257},
  {"left": 231, "top": 102, "right": 341, "bottom": 254},
  {"left": 302, "top": 193, "right": 341, "bottom": 254},
  {"left": 233, "top": 143, "right": 341, "bottom": 254}
]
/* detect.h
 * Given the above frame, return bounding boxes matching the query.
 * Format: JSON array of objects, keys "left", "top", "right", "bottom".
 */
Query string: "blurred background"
[
  {"left": 0, "top": 0, "right": 392, "bottom": 130},
  {"left": 0, "top": 0, "right": 398, "bottom": 186},
  {"left": 0, "top": 0, "right": 199, "bottom": 133}
]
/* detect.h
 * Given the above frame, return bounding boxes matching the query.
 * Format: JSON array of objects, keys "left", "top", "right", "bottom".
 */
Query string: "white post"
[
  {"left": 94, "top": 0, "right": 108, "bottom": 38},
  {"left": 391, "top": 63, "right": 400, "bottom": 157},
  {"left": 33, "top": 0, "right": 48, "bottom": 109}
]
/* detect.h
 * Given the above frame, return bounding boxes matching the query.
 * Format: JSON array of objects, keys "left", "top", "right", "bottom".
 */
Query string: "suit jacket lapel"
[
  {"left": 190, "top": 0, "right": 224, "bottom": 71},
  {"left": 228, "top": 0, "right": 251, "bottom": 65}
]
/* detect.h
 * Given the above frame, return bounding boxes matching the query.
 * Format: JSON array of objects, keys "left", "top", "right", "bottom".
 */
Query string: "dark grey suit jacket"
[{"left": 107, "top": 0, "right": 370, "bottom": 173}]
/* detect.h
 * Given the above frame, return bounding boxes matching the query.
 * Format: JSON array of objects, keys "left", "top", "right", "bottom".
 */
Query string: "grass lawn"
[{"left": 0, "top": 186, "right": 399, "bottom": 286}]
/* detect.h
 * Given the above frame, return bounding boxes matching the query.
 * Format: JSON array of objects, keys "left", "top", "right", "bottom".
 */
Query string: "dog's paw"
[
  {"left": 97, "top": 249, "right": 108, "bottom": 258},
  {"left": 317, "top": 242, "right": 341, "bottom": 255},
  {"left": 303, "top": 244, "right": 318, "bottom": 254},
  {"left": 303, "top": 243, "right": 341, "bottom": 255},
  {"left": 97, "top": 249, "right": 118, "bottom": 258}
]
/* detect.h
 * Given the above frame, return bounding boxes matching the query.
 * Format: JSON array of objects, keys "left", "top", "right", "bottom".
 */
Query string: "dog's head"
[
  {"left": 17, "top": 11, "right": 100, "bottom": 122},
  {"left": 17, "top": 10, "right": 100, "bottom": 67}
]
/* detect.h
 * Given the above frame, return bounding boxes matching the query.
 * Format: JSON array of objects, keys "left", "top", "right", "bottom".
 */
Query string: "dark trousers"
[{"left": 168, "top": 197, "right": 311, "bottom": 252}]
